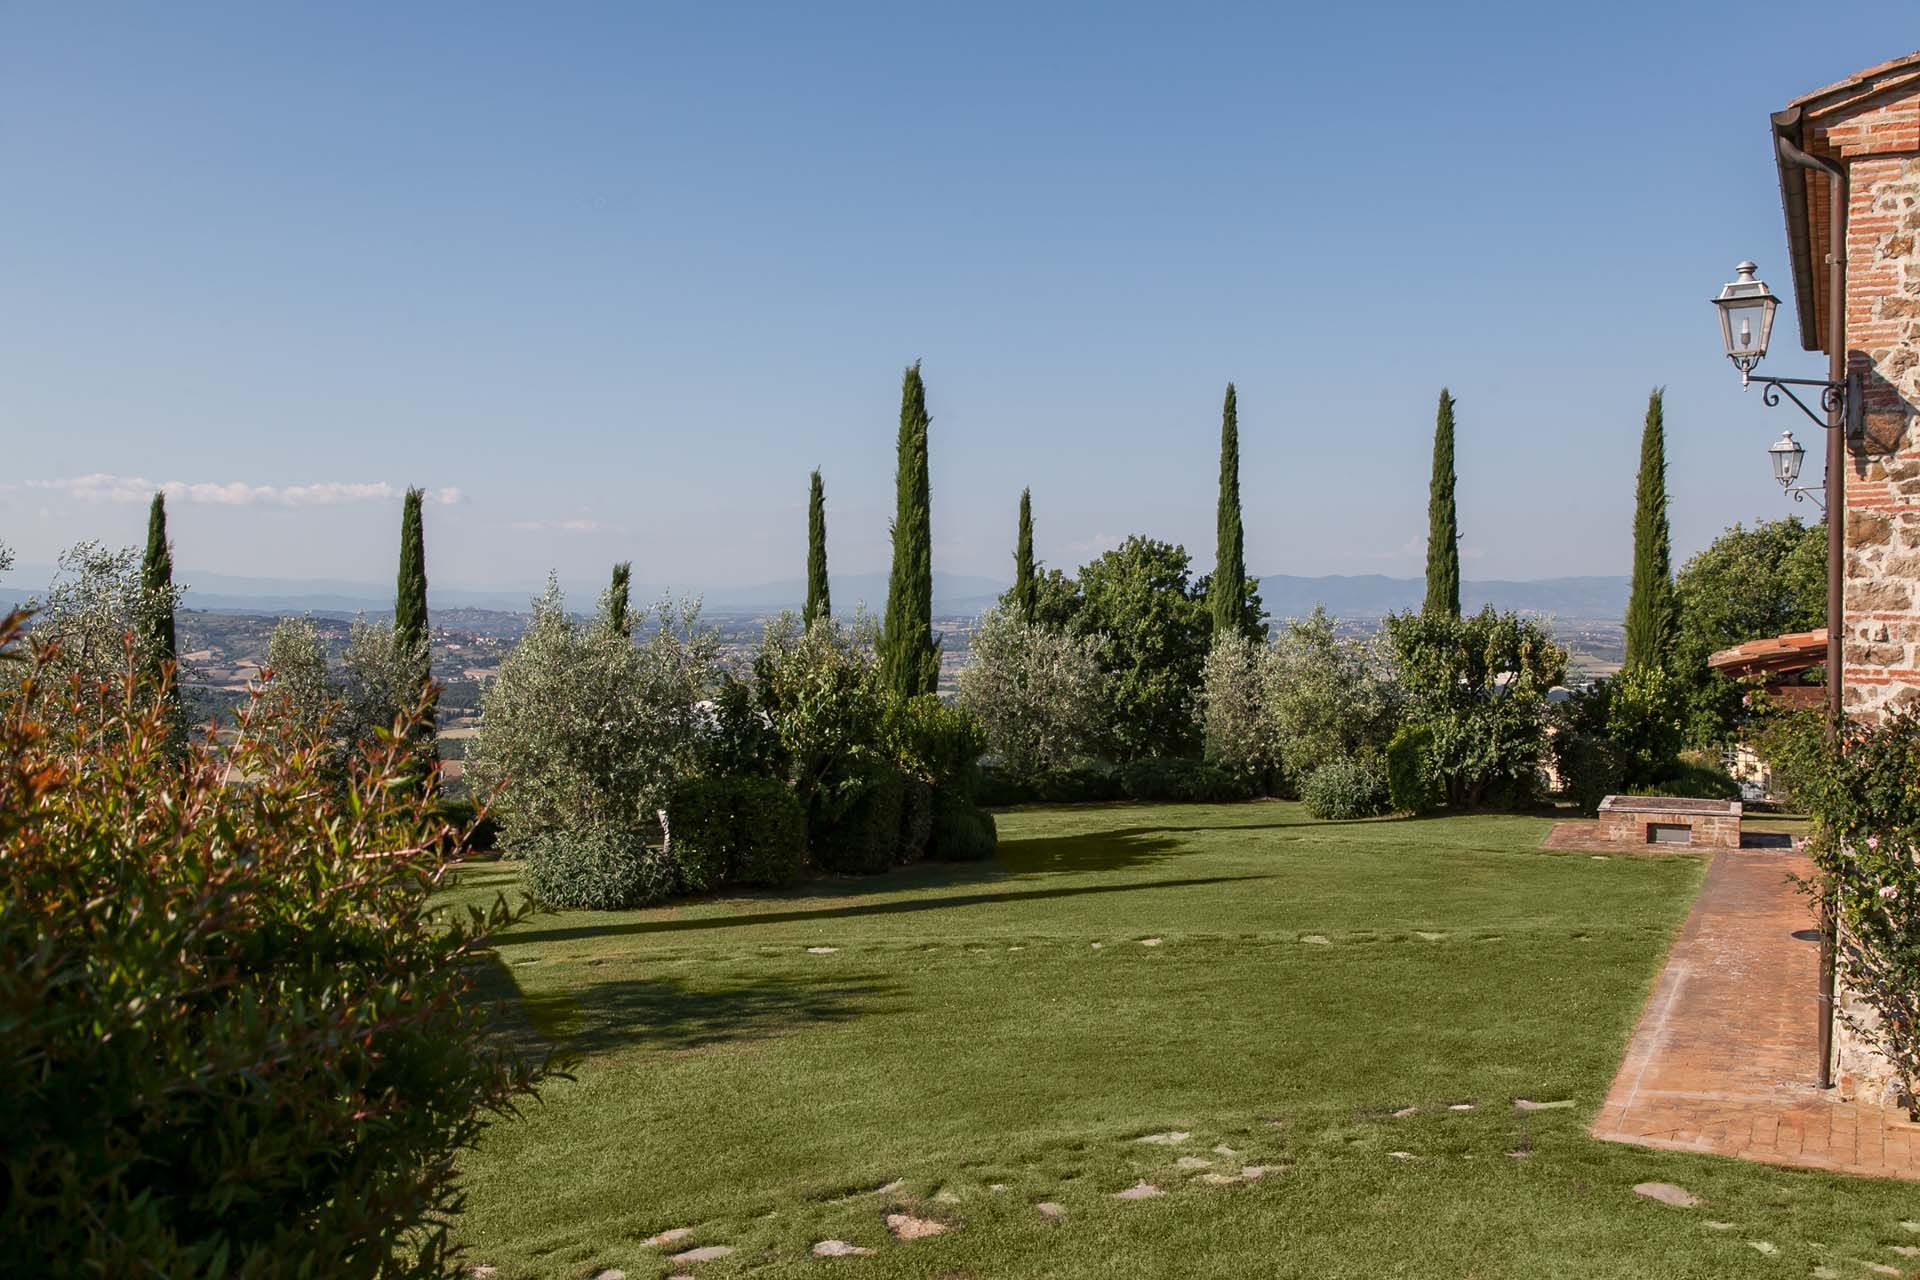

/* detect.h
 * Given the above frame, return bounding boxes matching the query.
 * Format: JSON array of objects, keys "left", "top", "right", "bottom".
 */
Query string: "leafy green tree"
[
  {"left": 1201, "top": 631, "right": 1279, "bottom": 788},
  {"left": 1623, "top": 389, "right": 1675, "bottom": 673},
  {"left": 1072, "top": 536, "right": 1210, "bottom": 760},
  {"left": 880, "top": 362, "right": 939, "bottom": 697},
  {"left": 394, "top": 487, "right": 434, "bottom": 742},
  {"left": 139, "top": 494, "right": 177, "bottom": 700},
  {"left": 1013, "top": 488, "right": 1037, "bottom": 625},
  {"left": 1671, "top": 517, "right": 1826, "bottom": 745},
  {"left": 264, "top": 617, "right": 335, "bottom": 740},
  {"left": 1262, "top": 607, "right": 1402, "bottom": 787},
  {"left": 603, "top": 562, "right": 633, "bottom": 638},
  {"left": 805, "top": 470, "right": 831, "bottom": 625},
  {"left": 1210, "top": 383, "right": 1258, "bottom": 640},
  {"left": 1385, "top": 606, "right": 1567, "bottom": 808},
  {"left": 1425, "top": 389, "right": 1461, "bottom": 617}
]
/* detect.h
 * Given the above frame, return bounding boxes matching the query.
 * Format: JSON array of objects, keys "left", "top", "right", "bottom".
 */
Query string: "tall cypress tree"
[
  {"left": 805, "top": 469, "right": 831, "bottom": 625},
  {"left": 394, "top": 487, "right": 435, "bottom": 731},
  {"left": 1623, "top": 388, "right": 1676, "bottom": 672},
  {"left": 880, "top": 361, "right": 939, "bottom": 698},
  {"left": 1424, "top": 388, "right": 1462, "bottom": 617},
  {"left": 1013, "top": 488, "right": 1037, "bottom": 624},
  {"left": 604, "top": 561, "right": 633, "bottom": 637},
  {"left": 1209, "top": 382, "right": 1249, "bottom": 639},
  {"left": 140, "top": 492, "right": 177, "bottom": 695}
]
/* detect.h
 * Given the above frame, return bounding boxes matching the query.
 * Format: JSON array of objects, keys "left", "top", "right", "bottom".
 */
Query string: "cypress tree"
[
  {"left": 805, "top": 469, "right": 831, "bottom": 625},
  {"left": 1209, "top": 382, "right": 1249, "bottom": 639},
  {"left": 1013, "top": 488, "right": 1037, "bottom": 624},
  {"left": 394, "top": 487, "right": 435, "bottom": 731},
  {"left": 880, "top": 361, "right": 939, "bottom": 698},
  {"left": 1623, "top": 388, "right": 1676, "bottom": 672},
  {"left": 139, "top": 491, "right": 177, "bottom": 695},
  {"left": 605, "top": 561, "right": 633, "bottom": 637},
  {"left": 1424, "top": 388, "right": 1461, "bottom": 617}
]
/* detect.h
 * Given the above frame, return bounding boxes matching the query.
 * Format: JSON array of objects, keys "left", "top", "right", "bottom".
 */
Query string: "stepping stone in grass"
[
  {"left": 1506, "top": 1150, "right": 1530, "bottom": 1160},
  {"left": 1241, "top": 1165, "right": 1277, "bottom": 1180},
  {"left": 1703, "top": 1221, "right": 1734, "bottom": 1231},
  {"left": 1135, "top": 1131, "right": 1191, "bottom": 1145},
  {"left": 1008, "top": 945, "right": 1024, "bottom": 951},
  {"left": 1633, "top": 1182, "right": 1700, "bottom": 1208},
  {"left": 934, "top": 1189, "right": 961, "bottom": 1203},
  {"left": 989, "top": 1183, "right": 1007, "bottom": 1192},
  {"left": 1090, "top": 942, "right": 1103, "bottom": 950},
  {"left": 1812, "top": 1268, "right": 1839, "bottom": 1280},
  {"left": 1139, "top": 937, "right": 1163, "bottom": 946},
  {"left": 645, "top": 1229, "right": 694, "bottom": 1248},
  {"left": 1746, "top": 1241, "right": 1777, "bottom": 1256},
  {"left": 1515, "top": 1099, "right": 1575, "bottom": 1112},
  {"left": 1036, "top": 1202, "right": 1066, "bottom": 1219},
  {"left": 471, "top": 1269, "right": 497, "bottom": 1279},
  {"left": 590, "top": 1272, "right": 624, "bottom": 1280},
  {"left": 1213, "top": 1145, "right": 1241, "bottom": 1157},
  {"left": 806, "top": 946, "right": 838, "bottom": 955},
  {"left": 1114, "top": 1182, "right": 1164, "bottom": 1200},
  {"left": 885, "top": 1213, "right": 949, "bottom": 1241},
  {"left": 669, "top": 1245, "right": 734, "bottom": 1263},
  {"left": 1448, "top": 1103, "right": 1476, "bottom": 1112},
  {"left": 1300, "top": 934, "right": 1332, "bottom": 945},
  {"left": 812, "top": 1241, "right": 875, "bottom": 1258},
  {"left": 1903, "top": 1221, "right": 1920, "bottom": 1232},
  {"left": 1866, "top": 1264, "right": 1902, "bottom": 1276},
  {"left": 873, "top": 1179, "right": 904, "bottom": 1195},
  {"left": 1175, "top": 1156, "right": 1212, "bottom": 1170},
  {"left": 1388, "top": 1152, "right": 1415, "bottom": 1161},
  {"left": 1200, "top": 1172, "right": 1241, "bottom": 1186},
  {"left": 1415, "top": 931, "right": 1448, "bottom": 942},
  {"left": 1893, "top": 1245, "right": 1920, "bottom": 1258},
  {"left": 1392, "top": 1106, "right": 1420, "bottom": 1119}
]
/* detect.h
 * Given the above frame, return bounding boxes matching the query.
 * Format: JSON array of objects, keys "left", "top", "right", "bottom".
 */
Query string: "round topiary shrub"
[
  {"left": 523, "top": 824, "right": 675, "bottom": 909},
  {"left": 1300, "top": 756, "right": 1390, "bottom": 821},
  {"left": 1385, "top": 724, "right": 1440, "bottom": 815},
  {"left": 929, "top": 787, "right": 999, "bottom": 861},
  {"left": 811, "top": 767, "right": 905, "bottom": 875},
  {"left": 898, "top": 776, "right": 934, "bottom": 864}
]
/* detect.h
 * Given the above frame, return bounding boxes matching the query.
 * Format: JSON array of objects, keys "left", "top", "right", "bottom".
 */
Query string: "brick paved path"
[{"left": 1592, "top": 849, "right": 1920, "bottom": 1179}]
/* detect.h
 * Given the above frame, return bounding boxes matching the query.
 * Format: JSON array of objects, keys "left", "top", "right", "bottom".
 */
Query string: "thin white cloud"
[
  {"left": 510, "top": 518, "right": 616, "bottom": 534},
  {"left": 1066, "top": 531, "right": 1121, "bottom": 557},
  {"left": 24, "top": 474, "right": 461, "bottom": 507}
]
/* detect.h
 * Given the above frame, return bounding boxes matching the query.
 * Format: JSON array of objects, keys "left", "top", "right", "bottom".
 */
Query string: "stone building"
[
  {"left": 1773, "top": 53, "right": 1920, "bottom": 720},
  {"left": 1771, "top": 52, "right": 1920, "bottom": 1103}
]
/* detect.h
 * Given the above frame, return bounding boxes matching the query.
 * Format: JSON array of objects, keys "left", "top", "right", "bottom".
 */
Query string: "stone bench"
[{"left": 1595, "top": 796, "right": 1743, "bottom": 849}]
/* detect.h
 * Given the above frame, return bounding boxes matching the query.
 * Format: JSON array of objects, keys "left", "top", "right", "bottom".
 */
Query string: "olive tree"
[
  {"left": 958, "top": 607, "right": 1107, "bottom": 779},
  {"left": 1262, "top": 608, "right": 1402, "bottom": 787}
]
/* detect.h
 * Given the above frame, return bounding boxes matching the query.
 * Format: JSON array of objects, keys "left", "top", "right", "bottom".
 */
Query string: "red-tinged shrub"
[{"left": 0, "top": 609, "right": 560, "bottom": 1278}]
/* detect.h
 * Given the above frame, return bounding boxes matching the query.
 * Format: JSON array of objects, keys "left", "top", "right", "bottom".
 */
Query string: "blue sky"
[{"left": 1, "top": 3, "right": 1906, "bottom": 594}]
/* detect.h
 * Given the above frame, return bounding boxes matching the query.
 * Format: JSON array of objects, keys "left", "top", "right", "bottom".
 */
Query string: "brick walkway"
[{"left": 1592, "top": 849, "right": 1920, "bottom": 1179}]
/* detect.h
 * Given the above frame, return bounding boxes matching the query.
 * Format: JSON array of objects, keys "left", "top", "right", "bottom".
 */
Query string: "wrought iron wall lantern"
[{"left": 1712, "top": 261, "right": 1858, "bottom": 442}]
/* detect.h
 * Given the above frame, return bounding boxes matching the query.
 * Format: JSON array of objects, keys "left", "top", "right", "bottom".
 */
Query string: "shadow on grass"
[
  {"left": 501, "top": 872, "right": 1274, "bottom": 945},
  {"left": 470, "top": 954, "right": 903, "bottom": 1057}
]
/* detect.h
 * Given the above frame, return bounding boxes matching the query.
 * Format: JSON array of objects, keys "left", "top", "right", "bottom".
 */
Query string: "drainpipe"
[{"left": 1775, "top": 130, "right": 1847, "bottom": 1092}]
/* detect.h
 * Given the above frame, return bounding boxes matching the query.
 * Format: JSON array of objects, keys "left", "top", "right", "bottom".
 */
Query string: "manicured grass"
[{"left": 445, "top": 803, "right": 1916, "bottom": 1279}]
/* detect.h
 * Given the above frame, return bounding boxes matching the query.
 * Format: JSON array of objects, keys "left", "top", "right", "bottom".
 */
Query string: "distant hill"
[{"left": 0, "top": 564, "right": 1622, "bottom": 623}]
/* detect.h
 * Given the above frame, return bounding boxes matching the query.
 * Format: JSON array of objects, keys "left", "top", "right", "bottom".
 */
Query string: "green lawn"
[{"left": 444, "top": 803, "right": 1917, "bottom": 1279}]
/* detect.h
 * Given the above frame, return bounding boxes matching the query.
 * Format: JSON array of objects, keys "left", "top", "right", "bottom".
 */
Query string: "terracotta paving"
[{"left": 1592, "top": 848, "right": 1920, "bottom": 1180}]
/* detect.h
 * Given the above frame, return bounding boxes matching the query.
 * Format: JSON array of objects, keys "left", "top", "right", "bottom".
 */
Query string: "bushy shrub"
[
  {"left": 666, "top": 775, "right": 809, "bottom": 890},
  {"left": 734, "top": 614, "right": 891, "bottom": 810},
  {"left": 1559, "top": 667, "right": 1685, "bottom": 789},
  {"left": 898, "top": 775, "right": 934, "bottom": 863},
  {"left": 1385, "top": 724, "right": 1440, "bottom": 815},
  {"left": 888, "top": 692, "right": 988, "bottom": 797},
  {"left": 661, "top": 777, "right": 737, "bottom": 892},
  {"left": 1555, "top": 731, "right": 1626, "bottom": 816},
  {"left": 523, "top": 823, "right": 675, "bottom": 910},
  {"left": 1118, "top": 757, "right": 1252, "bottom": 804},
  {"left": 930, "top": 788, "right": 999, "bottom": 861},
  {"left": 436, "top": 794, "right": 499, "bottom": 853},
  {"left": 975, "top": 761, "right": 1125, "bottom": 807},
  {"left": 0, "top": 611, "right": 552, "bottom": 1277},
  {"left": 1202, "top": 632, "right": 1281, "bottom": 791},
  {"left": 1071, "top": 536, "right": 1212, "bottom": 760},
  {"left": 1264, "top": 608, "right": 1403, "bottom": 791},
  {"left": 1300, "top": 756, "right": 1390, "bottom": 820},
  {"left": 957, "top": 607, "right": 1107, "bottom": 779},
  {"left": 1628, "top": 758, "right": 1743, "bottom": 801},
  {"left": 812, "top": 765, "right": 906, "bottom": 874}
]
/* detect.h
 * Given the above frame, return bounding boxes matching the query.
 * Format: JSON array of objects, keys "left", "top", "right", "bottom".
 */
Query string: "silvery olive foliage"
[
  {"left": 264, "top": 616, "right": 335, "bottom": 736},
  {"left": 1262, "top": 607, "right": 1403, "bottom": 786},
  {"left": 1200, "top": 631, "right": 1281, "bottom": 785},
  {"left": 340, "top": 618, "right": 431, "bottom": 749},
  {"left": 14, "top": 542, "right": 186, "bottom": 737},
  {"left": 957, "top": 607, "right": 1108, "bottom": 779},
  {"left": 464, "top": 579, "right": 719, "bottom": 854}
]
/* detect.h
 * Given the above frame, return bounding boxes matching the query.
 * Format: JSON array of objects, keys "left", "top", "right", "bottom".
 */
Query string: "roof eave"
[{"left": 1770, "top": 106, "right": 1824, "bottom": 353}]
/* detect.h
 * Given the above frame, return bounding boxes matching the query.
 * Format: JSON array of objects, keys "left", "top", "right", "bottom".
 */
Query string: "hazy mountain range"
[{"left": 1, "top": 565, "right": 1631, "bottom": 622}]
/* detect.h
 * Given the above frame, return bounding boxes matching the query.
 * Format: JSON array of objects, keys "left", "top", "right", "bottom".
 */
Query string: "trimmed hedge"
[
  {"left": 1300, "top": 756, "right": 1390, "bottom": 820},
  {"left": 898, "top": 776, "right": 934, "bottom": 864},
  {"left": 930, "top": 788, "right": 999, "bottom": 861},
  {"left": 811, "top": 767, "right": 905, "bottom": 875},
  {"left": 1385, "top": 724, "right": 1440, "bottom": 816},
  {"left": 524, "top": 824, "right": 675, "bottom": 910},
  {"left": 977, "top": 762, "right": 1125, "bottom": 807},
  {"left": 666, "top": 775, "right": 808, "bottom": 890},
  {"left": 1118, "top": 757, "right": 1252, "bottom": 804}
]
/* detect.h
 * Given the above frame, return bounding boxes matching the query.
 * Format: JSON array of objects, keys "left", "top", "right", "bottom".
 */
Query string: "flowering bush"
[
  {"left": 0, "top": 609, "right": 554, "bottom": 1276},
  {"left": 1786, "top": 708, "right": 1920, "bottom": 1111}
]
